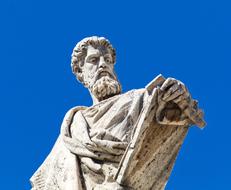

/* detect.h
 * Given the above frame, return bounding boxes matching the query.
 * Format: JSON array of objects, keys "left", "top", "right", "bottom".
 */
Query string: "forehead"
[{"left": 86, "top": 45, "right": 111, "bottom": 56}]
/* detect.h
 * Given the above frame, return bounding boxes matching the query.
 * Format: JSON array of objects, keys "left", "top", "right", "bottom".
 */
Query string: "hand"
[
  {"left": 157, "top": 77, "right": 206, "bottom": 128},
  {"left": 156, "top": 77, "right": 191, "bottom": 126},
  {"left": 160, "top": 78, "right": 190, "bottom": 107}
]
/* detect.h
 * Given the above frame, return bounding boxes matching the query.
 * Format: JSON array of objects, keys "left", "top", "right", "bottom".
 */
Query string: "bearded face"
[{"left": 82, "top": 45, "right": 122, "bottom": 102}]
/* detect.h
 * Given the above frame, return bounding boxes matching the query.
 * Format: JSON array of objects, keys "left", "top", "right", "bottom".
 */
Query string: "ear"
[
  {"left": 72, "top": 62, "right": 84, "bottom": 83},
  {"left": 78, "top": 69, "right": 89, "bottom": 87}
]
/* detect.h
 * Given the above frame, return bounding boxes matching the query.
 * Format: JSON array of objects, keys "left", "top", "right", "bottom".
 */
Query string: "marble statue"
[{"left": 30, "top": 36, "right": 205, "bottom": 190}]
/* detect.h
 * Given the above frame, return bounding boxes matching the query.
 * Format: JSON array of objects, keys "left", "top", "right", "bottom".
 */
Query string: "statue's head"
[{"left": 71, "top": 36, "right": 121, "bottom": 102}]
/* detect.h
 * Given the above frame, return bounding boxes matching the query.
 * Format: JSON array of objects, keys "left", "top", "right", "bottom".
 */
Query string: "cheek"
[
  {"left": 84, "top": 63, "right": 94, "bottom": 70},
  {"left": 108, "top": 64, "right": 114, "bottom": 71},
  {"left": 84, "top": 64, "right": 98, "bottom": 80},
  {"left": 109, "top": 65, "right": 116, "bottom": 75}
]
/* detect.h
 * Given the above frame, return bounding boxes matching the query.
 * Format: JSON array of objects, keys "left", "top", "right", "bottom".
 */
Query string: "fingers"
[
  {"left": 162, "top": 83, "right": 184, "bottom": 101},
  {"left": 183, "top": 107, "right": 205, "bottom": 127},
  {"left": 173, "top": 95, "right": 190, "bottom": 110},
  {"left": 161, "top": 78, "right": 189, "bottom": 102},
  {"left": 160, "top": 78, "right": 177, "bottom": 91},
  {"left": 196, "top": 109, "right": 204, "bottom": 118},
  {"left": 192, "top": 100, "right": 198, "bottom": 109}
]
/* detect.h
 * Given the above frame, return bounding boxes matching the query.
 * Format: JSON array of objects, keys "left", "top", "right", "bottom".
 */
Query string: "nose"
[{"left": 98, "top": 56, "right": 107, "bottom": 69}]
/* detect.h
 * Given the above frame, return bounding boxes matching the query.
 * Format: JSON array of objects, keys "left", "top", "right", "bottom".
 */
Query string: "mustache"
[{"left": 95, "top": 69, "right": 116, "bottom": 80}]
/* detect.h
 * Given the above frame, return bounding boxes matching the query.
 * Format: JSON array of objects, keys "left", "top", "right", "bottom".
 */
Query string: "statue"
[{"left": 30, "top": 36, "right": 205, "bottom": 190}]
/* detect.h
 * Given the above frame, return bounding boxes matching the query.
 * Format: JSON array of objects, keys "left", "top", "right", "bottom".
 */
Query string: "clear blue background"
[{"left": 0, "top": 0, "right": 230, "bottom": 189}]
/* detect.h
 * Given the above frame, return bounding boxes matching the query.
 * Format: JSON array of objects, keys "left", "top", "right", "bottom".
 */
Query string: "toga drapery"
[
  {"left": 30, "top": 89, "right": 147, "bottom": 190},
  {"left": 30, "top": 75, "right": 195, "bottom": 190}
]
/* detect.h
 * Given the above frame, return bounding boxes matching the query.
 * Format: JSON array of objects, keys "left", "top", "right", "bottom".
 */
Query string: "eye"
[
  {"left": 89, "top": 57, "right": 98, "bottom": 64},
  {"left": 105, "top": 57, "right": 112, "bottom": 64}
]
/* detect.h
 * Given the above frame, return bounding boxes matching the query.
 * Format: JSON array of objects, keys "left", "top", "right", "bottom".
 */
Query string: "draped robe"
[
  {"left": 30, "top": 75, "right": 203, "bottom": 190},
  {"left": 30, "top": 89, "right": 145, "bottom": 190}
]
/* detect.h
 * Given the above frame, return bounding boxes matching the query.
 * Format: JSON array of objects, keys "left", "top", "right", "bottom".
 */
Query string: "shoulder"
[
  {"left": 60, "top": 106, "right": 88, "bottom": 134},
  {"left": 63, "top": 106, "right": 88, "bottom": 119}
]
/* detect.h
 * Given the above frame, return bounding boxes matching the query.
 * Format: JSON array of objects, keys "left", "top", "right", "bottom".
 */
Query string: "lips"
[
  {"left": 96, "top": 70, "right": 113, "bottom": 80},
  {"left": 99, "top": 71, "right": 110, "bottom": 77}
]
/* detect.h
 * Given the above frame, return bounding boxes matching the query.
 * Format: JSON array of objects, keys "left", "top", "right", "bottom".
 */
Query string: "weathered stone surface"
[{"left": 30, "top": 36, "right": 205, "bottom": 190}]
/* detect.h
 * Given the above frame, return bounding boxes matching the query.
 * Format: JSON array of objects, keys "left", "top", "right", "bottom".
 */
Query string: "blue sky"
[{"left": 0, "top": 0, "right": 230, "bottom": 189}]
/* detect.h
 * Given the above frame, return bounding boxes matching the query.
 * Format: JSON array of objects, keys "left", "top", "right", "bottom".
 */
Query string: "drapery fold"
[{"left": 30, "top": 89, "right": 145, "bottom": 190}]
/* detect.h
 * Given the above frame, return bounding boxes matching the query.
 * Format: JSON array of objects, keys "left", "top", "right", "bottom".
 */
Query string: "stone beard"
[
  {"left": 30, "top": 36, "right": 205, "bottom": 190},
  {"left": 90, "top": 75, "right": 121, "bottom": 102}
]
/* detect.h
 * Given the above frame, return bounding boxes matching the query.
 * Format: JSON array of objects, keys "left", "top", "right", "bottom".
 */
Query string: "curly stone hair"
[{"left": 71, "top": 36, "right": 116, "bottom": 83}]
